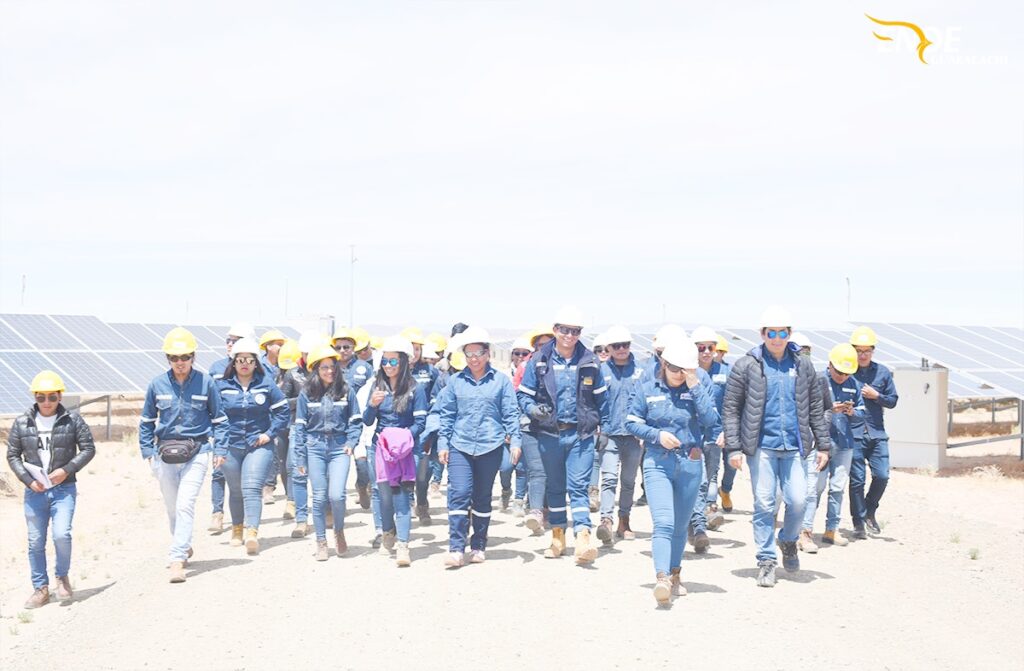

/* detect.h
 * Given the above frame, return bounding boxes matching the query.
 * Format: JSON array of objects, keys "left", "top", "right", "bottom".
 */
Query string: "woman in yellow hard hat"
[
  {"left": 259, "top": 330, "right": 289, "bottom": 505},
  {"left": 7, "top": 370, "right": 95, "bottom": 608}
]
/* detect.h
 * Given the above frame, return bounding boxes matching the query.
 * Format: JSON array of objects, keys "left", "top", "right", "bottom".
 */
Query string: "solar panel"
[
  {"left": 192, "top": 350, "right": 222, "bottom": 373},
  {"left": 183, "top": 325, "right": 223, "bottom": 349},
  {"left": 145, "top": 324, "right": 179, "bottom": 343},
  {"left": 49, "top": 314, "right": 136, "bottom": 350},
  {"left": 912, "top": 324, "right": 1020, "bottom": 369},
  {"left": 973, "top": 371, "right": 1024, "bottom": 398},
  {"left": 0, "top": 314, "right": 83, "bottom": 349},
  {"left": 107, "top": 323, "right": 163, "bottom": 350},
  {"left": 991, "top": 326, "right": 1024, "bottom": 344},
  {"left": 0, "top": 351, "right": 84, "bottom": 393},
  {"left": 0, "top": 319, "right": 32, "bottom": 350},
  {"left": 97, "top": 352, "right": 168, "bottom": 388},
  {"left": 949, "top": 325, "right": 1024, "bottom": 365},
  {"left": 46, "top": 352, "right": 137, "bottom": 393},
  {"left": 0, "top": 361, "right": 31, "bottom": 414}
]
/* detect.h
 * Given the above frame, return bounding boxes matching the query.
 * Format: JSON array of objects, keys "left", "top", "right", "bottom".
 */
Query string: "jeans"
[
  {"left": 598, "top": 435, "right": 643, "bottom": 520},
  {"left": 306, "top": 438, "right": 352, "bottom": 540},
  {"left": 355, "top": 455, "right": 370, "bottom": 488},
  {"left": 222, "top": 445, "right": 275, "bottom": 528},
  {"left": 264, "top": 429, "right": 291, "bottom": 494},
  {"left": 749, "top": 448, "right": 807, "bottom": 563},
  {"left": 447, "top": 446, "right": 503, "bottom": 552},
  {"left": 520, "top": 431, "right": 546, "bottom": 511},
  {"left": 429, "top": 450, "right": 445, "bottom": 485},
  {"left": 211, "top": 466, "right": 225, "bottom": 514},
  {"left": 152, "top": 452, "right": 209, "bottom": 562},
  {"left": 537, "top": 428, "right": 595, "bottom": 529},
  {"left": 378, "top": 481, "right": 413, "bottom": 543},
  {"left": 365, "top": 444, "right": 382, "bottom": 532},
  {"left": 803, "top": 448, "right": 854, "bottom": 531},
  {"left": 499, "top": 444, "right": 526, "bottom": 496},
  {"left": 690, "top": 443, "right": 722, "bottom": 533},
  {"left": 643, "top": 448, "right": 702, "bottom": 575},
  {"left": 288, "top": 431, "right": 309, "bottom": 520},
  {"left": 721, "top": 448, "right": 737, "bottom": 493},
  {"left": 24, "top": 482, "right": 77, "bottom": 589},
  {"left": 414, "top": 448, "right": 431, "bottom": 508},
  {"left": 849, "top": 437, "right": 890, "bottom": 524}
]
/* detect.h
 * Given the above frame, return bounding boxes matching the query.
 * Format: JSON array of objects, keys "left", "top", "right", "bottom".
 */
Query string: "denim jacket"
[
  {"left": 140, "top": 369, "right": 228, "bottom": 458},
  {"left": 436, "top": 365, "right": 521, "bottom": 457},
  {"left": 362, "top": 381, "right": 428, "bottom": 447},
  {"left": 293, "top": 388, "right": 363, "bottom": 462},
  {"left": 625, "top": 376, "right": 719, "bottom": 458},
  {"left": 217, "top": 371, "right": 290, "bottom": 451}
]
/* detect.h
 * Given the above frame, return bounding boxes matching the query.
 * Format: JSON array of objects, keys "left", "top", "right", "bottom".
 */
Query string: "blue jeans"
[
  {"left": 499, "top": 444, "right": 526, "bottom": 496},
  {"left": 689, "top": 444, "right": 722, "bottom": 533},
  {"left": 537, "top": 428, "right": 595, "bottom": 529},
  {"left": 288, "top": 431, "right": 308, "bottom": 520},
  {"left": 749, "top": 449, "right": 807, "bottom": 563},
  {"left": 447, "top": 446, "right": 503, "bottom": 552},
  {"left": 721, "top": 448, "right": 737, "bottom": 493},
  {"left": 414, "top": 449, "right": 431, "bottom": 507},
  {"left": 264, "top": 429, "right": 291, "bottom": 492},
  {"left": 370, "top": 441, "right": 414, "bottom": 542},
  {"left": 429, "top": 450, "right": 445, "bottom": 485},
  {"left": 24, "top": 483, "right": 77, "bottom": 589},
  {"left": 599, "top": 435, "right": 643, "bottom": 519},
  {"left": 520, "top": 431, "right": 546, "bottom": 511},
  {"left": 365, "top": 444, "right": 382, "bottom": 532},
  {"left": 306, "top": 438, "right": 352, "bottom": 541},
  {"left": 849, "top": 437, "right": 889, "bottom": 524},
  {"left": 222, "top": 445, "right": 275, "bottom": 528},
  {"left": 152, "top": 452, "right": 209, "bottom": 562},
  {"left": 803, "top": 448, "right": 853, "bottom": 531},
  {"left": 211, "top": 466, "right": 225, "bottom": 514},
  {"left": 643, "top": 447, "right": 702, "bottom": 575}
]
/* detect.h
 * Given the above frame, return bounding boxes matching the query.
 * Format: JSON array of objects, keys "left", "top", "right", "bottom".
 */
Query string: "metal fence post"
[
  {"left": 106, "top": 395, "right": 112, "bottom": 441},
  {"left": 947, "top": 399, "right": 954, "bottom": 434}
]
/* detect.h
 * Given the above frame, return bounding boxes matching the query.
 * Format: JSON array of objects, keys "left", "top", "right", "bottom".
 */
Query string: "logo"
[
  {"left": 866, "top": 14, "right": 933, "bottom": 64},
  {"left": 254, "top": 393, "right": 266, "bottom": 405},
  {"left": 582, "top": 377, "right": 593, "bottom": 386}
]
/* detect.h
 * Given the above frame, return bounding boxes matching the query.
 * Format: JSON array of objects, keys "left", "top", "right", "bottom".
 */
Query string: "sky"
[{"left": 1, "top": 0, "right": 1021, "bottom": 334}]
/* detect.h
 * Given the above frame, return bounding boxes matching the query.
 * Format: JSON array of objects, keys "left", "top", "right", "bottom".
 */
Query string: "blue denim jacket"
[
  {"left": 139, "top": 369, "right": 228, "bottom": 459},
  {"left": 292, "top": 388, "right": 363, "bottom": 462},
  {"left": 760, "top": 346, "right": 801, "bottom": 451},
  {"left": 363, "top": 381, "right": 428, "bottom": 446},
  {"left": 624, "top": 375, "right": 719, "bottom": 457},
  {"left": 702, "top": 360, "right": 731, "bottom": 444},
  {"left": 344, "top": 358, "right": 374, "bottom": 394},
  {"left": 217, "top": 371, "right": 290, "bottom": 451},
  {"left": 822, "top": 370, "right": 866, "bottom": 451},
  {"left": 601, "top": 354, "right": 645, "bottom": 436},
  {"left": 436, "top": 365, "right": 522, "bottom": 457},
  {"left": 851, "top": 361, "right": 898, "bottom": 440},
  {"left": 411, "top": 362, "right": 441, "bottom": 403},
  {"left": 208, "top": 356, "right": 229, "bottom": 381}
]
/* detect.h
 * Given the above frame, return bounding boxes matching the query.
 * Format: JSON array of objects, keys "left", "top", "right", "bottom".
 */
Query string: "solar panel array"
[{"left": 0, "top": 315, "right": 300, "bottom": 415}]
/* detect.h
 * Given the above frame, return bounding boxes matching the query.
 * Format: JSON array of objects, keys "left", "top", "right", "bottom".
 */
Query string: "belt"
[{"left": 556, "top": 422, "right": 577, "bottom": 431}]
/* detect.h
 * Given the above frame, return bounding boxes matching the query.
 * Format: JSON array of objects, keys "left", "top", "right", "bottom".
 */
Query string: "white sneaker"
[{"left": 443, "top": 551, "right": 464, "bottom": 569}]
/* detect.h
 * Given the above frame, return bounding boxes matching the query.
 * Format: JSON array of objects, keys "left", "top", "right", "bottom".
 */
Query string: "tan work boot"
[
  {"left": 670, "top": 567, "right": 686, "bottom": 596},
  {"left": 395, "top": 541, "right": 411, "bottom": 567},
  {"left": 244, "top": 527, "right": 259, "bottom": 555},
  {"left": 55, "top": 575, "right": 73, "bottom": 603},
  {"left": 291, "top": 522, "right": 308, "bottom": 538},
  {"left": 229, "top": 524, "right": 244, "bottom": 546},
  {"left": 595, "top": 517, "right": 614, "bottom": 546},
  {"left": 335, "top": 530, "right": 348, "bottom": 556},
  {"left": 314, "top": 540, "right": 329, "bottom": 562},
  {"left": 798, "top": 529, "right": 819, "bottom": 554},
  {"left": 262, "top": 485, "right": 275, "bottom": 505},
  {"left": 822, "top": 529, "right": 849, "bottom": 546},
  {"left": 416, "top": 504, "right": 432, "bottom": 526},
  {"left": 357, "top": 484, "right": 371, "bottom": 509},
  {"left": 653, "top": 572, "right": 672, "bottom": 605},
  {"left": 588, "top": 486, "right": 599, "bottom": 512},
  {"left": 379, "top": 530, "right": 396, "bottom": 556},
  {"left": 574, "top": 528, "right": 598, "bottom": 564},
  {"left": 544, "top": 528, "right": 566, "bottom": 558},
  {"left": 169, "top": 561, "right": 186, "bottom": 583},
  {"left": 720, "top": 490, "right": 733, "bottom": 512},
  {"left": 24, "top": 586, "right": 49, "bottom": 609},
  {"left": 283, "top": 500, "right": 296, "bottom": 520},
  {"left": 209, "top": 511, "right": 224, "bottom": 534},
  {"left": 616, "top": 514, "right": 636, "bottom": 540}
]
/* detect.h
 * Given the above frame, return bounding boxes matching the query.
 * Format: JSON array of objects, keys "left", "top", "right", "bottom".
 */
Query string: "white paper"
[{"left": 23, "top": 462, "right": 53, "bottom": 489}]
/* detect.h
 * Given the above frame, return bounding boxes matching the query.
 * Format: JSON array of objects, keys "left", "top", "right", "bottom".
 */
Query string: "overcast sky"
[{"left": 1, "top": 1, "right": 1021, "bottom": 333}]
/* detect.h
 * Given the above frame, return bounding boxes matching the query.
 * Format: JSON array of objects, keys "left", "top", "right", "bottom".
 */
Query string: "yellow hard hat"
[
  {"left": 30, "top": 370, "right": 66, "bottom": 394},
  {"left": 850, "top": 326, "right": 878, "bottom": 348},
  {"left": 425, "top": 332, "right": 448, "bottom": 354},
  {"left": 370, "top": 336, "right": 384, "bottom": 350},
  {"left": 334, "top": 326, "right": 370, "bottom": 352},
  {"left": 529, "top": 324, "right": 555, "bottom": 347},
  {"left": 332, "top": 326, "right": 354, "bottom": 343},
  {"left": 278, "top": 339, "right": 302, "bottom": 371},
  {"left": 162, "top": 327, "right": 198, "bottom": 355},
  {"left": 829, "top": 343, "right": 859, "bottom": 375},
  {"left": 307, "top": 344, "right": 341, "bottom": 369},
  {"left": 400, "top": 327, "right": 425, "bottom": 345},
  {"left": 449, "top": 351, "right": 467, "bottom": 371},
  {"left": 259, "top": 329, "right": 286, "bottom": 350},
  {"left": 715, "top": 336, "right": 730, "bottom": 353},
  {"left": 350, "top": 327, "right": 372, "bottom": 351}
]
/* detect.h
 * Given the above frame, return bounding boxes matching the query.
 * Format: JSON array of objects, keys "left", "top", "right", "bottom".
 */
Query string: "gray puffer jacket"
[
  {"left": 723, "top": 345, "right": 831, "bottom": 458},
  {"left": 7, "top": 405, "right": 96, "bottom": 487}
]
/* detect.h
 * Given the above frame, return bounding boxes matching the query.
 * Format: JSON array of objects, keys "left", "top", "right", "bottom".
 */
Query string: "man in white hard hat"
[
  {"left": 723, "top": 306, "right": 831, "bottom": 588},
  {"left": 517, "top": 306, "right": 610, "bottom": 565}
]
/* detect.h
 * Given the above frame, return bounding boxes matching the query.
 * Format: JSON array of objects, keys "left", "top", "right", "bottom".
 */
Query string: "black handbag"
[{"left": 159, "top": 439, "right": 200, "bottom": 464}]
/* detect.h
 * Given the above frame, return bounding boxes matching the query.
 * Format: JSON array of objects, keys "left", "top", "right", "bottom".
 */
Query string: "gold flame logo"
[{"left": 866, "top": 14, "right": 933, "bottom": 64}]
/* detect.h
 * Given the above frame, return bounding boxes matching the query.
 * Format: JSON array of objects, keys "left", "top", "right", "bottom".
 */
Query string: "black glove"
[
  {"left": 529, "top": 404, "right": 552, "bottom": 421},
  {"left": 595, "top": 433, "right": 609, "bottom": 451}
]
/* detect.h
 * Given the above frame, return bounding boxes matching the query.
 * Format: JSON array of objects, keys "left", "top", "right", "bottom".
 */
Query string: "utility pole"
[
  {"left": 349, "top": 245, "right": 357, "bottom": 326},
  {"left": 846, "top": 277, "right": 851, "bottom": 321}
]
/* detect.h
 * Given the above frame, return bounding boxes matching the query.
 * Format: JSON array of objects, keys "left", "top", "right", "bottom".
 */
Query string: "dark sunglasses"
[
  {"left": 555, "top": 325, "right": 582, "bottom": 337},
  {"left": 511, "top": 350, "right": 531, "bottom": 357},
  {"left": 765, "top": 329, "right": 790, "bottom": 340},
  {"left": 593, "top": 347, "right": 605, "bottom": 354},
  {"left": 381, "top": 357, "right": 400, "bottom": 367},
  {"left": 226, "top": 337, "right": 241, "bottom": 345},
  {"left": 664, "top": 362, "right": 686, "bottom": 374},
  {"left": 464, "top": 350, "right": 488, "bottom": 359},
  {"left": 35, "top": 393, "right": 60, "bottom": 403},
  {"left": 234, "top": 357, "right": 256, "bottom": 365},
  {"left": 696, "top": 344, "right": 715, "bottom": 353},
  {"left": 333, "top": 343, "right": 353, "bottom": 351},
  {"left": 609, "top": 342, "right": 630, "bottom": 350},
  {"left": 318, "top": 363, "right": 337, "bottom": 372},
  {"left": 167, "top": 353, "right": 194, "bottom": 362}
]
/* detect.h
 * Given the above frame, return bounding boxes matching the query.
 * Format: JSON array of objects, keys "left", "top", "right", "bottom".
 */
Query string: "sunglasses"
[
  {"left": 464, "top": 350, "right": 487, "bottom": 359},
  {"left": 593, "top": 347, "right": 605, "bottom": 354},
  {"left": 381, "top": 357, "right": 400, "bottom": 367},
  {"left": 610, "top": 342, "right": 630, "bottom": 350},
  {"left": 167, "top": 353, "right": 194, "bottom": 362},
  {"left": 765, "top": 329, "right": 790, "bottom": 340},
  {"left": 333, "top": 343, "right": 353, "bottom": 351},
  {"left": 318, "top": 364, "right": 337, "bottom": 373},
  {"left": 226, "top": 337, "right": 241, "bottom": 345},
  {"left": 234, "top": 357, "right": 256, "bottom": 366},
  {"left": 664, "top": 362, "right": 686, "bottom": 374},
  {"left": 35, "top": 393, "right": 60, "bottom": 403},
  {"left": 555, "top": 325, "right": 582, "bottom": 337},
  {"left": 511, "top": 350, "right": 531, "bottom": 357},
  {"left": 855, "top": 347, "right": 874, "bottom": 355},
  {"left": 696, "top": 344, "right": 715, "bottom": 353}
]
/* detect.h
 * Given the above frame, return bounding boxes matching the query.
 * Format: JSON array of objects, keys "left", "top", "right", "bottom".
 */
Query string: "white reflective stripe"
[
  {"left": 842, "top": 388, "right": 856, "bottom": 393},
  {"left": 270, "top": 399, "right": 288, "bottom": 409},
  {"left": 448, "top": 510, "right": 469, "bottom": 516},
  {"left": 211, "top": 416, "right": 227, "bottom": 424},
  {"left": 294, "top": 419, "right": 306, "bottom": 424},
  {"left": 548, "top": 506, "right": 567, "bottom": 512},
  {"left": 646, "top": 395, "right": 666, "bottom": 402},
  {"left": 191, "top": 395, "right": 208, "bottom": 401},
  {"left": 212, "top": 373, "right": 224, "bottom": 380},
  {"left": 348, "top": 418, "right": 362, "bottom": 425},
  {"left": 592, "top": 385, "right": 608, "bottom": 394},
  {"left": 519, "top": 386, "right": 536, "bottom": 396},
  {"left": 307, "top": 402, "right": 321, "bottom": 408},
  {"left": 141, "top": 416, "right": 157, "bottom": 423},
  {"left": 413, "top": 410, "right": 428, "bottom": 417},
  {"left": 472, "top": 510, "right": 491, "bottom": 518},
  {"left": 570, "top": 506, "right": 590, "bottom": 514},
  {"left": 221, "top": 389, "right": 239, "bottom": 395},
  {"left": 155, "top": 394, "right": 172, "bottom": 400},
  {"left": 626, "top": 414, "right": 646, "bottom": 424}
]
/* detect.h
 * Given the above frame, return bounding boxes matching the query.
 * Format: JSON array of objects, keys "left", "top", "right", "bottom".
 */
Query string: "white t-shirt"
[{"left": 35, "top": 413, "right": 57, "bottom": 472}]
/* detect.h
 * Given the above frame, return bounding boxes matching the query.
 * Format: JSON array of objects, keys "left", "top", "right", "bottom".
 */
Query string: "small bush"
[
  {"left": 968, "top": 548, "right": 980, "bottom": 560},
  {"left": 950, "top": 532, "right": 961, "bottom": 543},
  {"left": 17, "top": 611, "right": 33, "bottom": 624}
]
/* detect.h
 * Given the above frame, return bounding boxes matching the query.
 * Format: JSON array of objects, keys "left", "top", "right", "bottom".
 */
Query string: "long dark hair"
[
  {"left": 306, "top": 359, "right": 349, "bottom": 402},
  {"left": 372, "top": 352, "right": 414, "bottom": 414},
  {"left": 223, "top": 354, "right": 264, "bottom": 381}
]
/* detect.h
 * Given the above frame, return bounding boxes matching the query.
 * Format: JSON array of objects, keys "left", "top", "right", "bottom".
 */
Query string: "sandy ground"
[{"left": 1, "top": 428, "right": 1022, "bottom": 670}]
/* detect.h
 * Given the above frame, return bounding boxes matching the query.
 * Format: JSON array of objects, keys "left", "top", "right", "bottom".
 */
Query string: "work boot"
[
  {"left": 262, "top": 485, "right": 275, "bottom": 505},
  {"left": 169, "top": 562, "right": 186, "bottom": 583},
  {"left": 357, "top": 484, "right": 371, "bottom": 510},
  {"left": 853, "top": 523, "right": 868, "bottom": 540},
  {"left": 525, "top": 510, "right": 544, "bottom": 535},
  {"left": 209, "top": 511, "right": 224, "bottom": 534},
  {"left": 416, "top": 504, "right": 432, "bottom": 526},
  {"left": 283, "top": 500, "right": 296, "bottom": 520},
  {"left": 314, "top": 540, "right": 329, "bottom": 562},
  {"left": 720, "top": 491, "right": 733, "bottom": 513},
  {"left": 380, "top": 530, "right": 396, "bottom": 556},
  {"left": 653, "top": 572, "right": 672, "bottom": 605},
  {"left": 24, "top": 586, "right": 50, "bottom": 609},
  {"left": 616, "top": 514, "right": 636, "bottom": 540},
  {"left": 635, "top": 493, "right": 647, "bottom": 507},
  {"left": 588, "top": 486, "right": 600, "bottom": 512},
  {"left": 229, "top": 524, "right": 244, "bottom": 546},
  {"left": 670, "top": 567, "right": 686, "bottom": 596},
  {"left": 822, "top": 529, "right": 849, "bottom": 546},
  {"left": 184, "top": 547, "right": 193, "bottom": 567},
  {"left": 53, "top": 575, "right": 72, "bottom": 603},
  {"left": 510, "top": 498, "right": 525, "bottom": 518},
  {"left": 244, "top": 527, "right": 259, "bottom": 555},
  {"left": 371, "top": 533, "right": 382, "bottom": 549},
  {"left": 595, "top": 517, "right": 614, "bottom": 546},
  {"left": 574, "top": 528, "right": 598, "bottom": 564},
  {"left": 798, "top": 529, "right": 819, "bottom": 554},
  {"left": 865, "top": 516, "right": 881, "bottom": 535},
  {"left": 756, "top": 560, "right": 777, "bottom": 588},
  {"left": 692, "top": 531, "right": 710, "bottom": 554},
  {"left": 335, "top": 530, "right": 348, "bottom": 556},
  {"left": 778, "top": 539, "right": 799, "bottom": 572},
  {"left": 291, "top": 522, "right": 308, "bottom": 538},
  {"left": 544, "top": 528, "right": 566, "bottom": 558},
  {"left": 706, "top": 504, "right": 725, "bottom": 530},
  {"left": 500, "top": 488, "right": 512, "bottom": 512},
  {"left": 395, "top": 542, "right": 411, "bottom": 567}
]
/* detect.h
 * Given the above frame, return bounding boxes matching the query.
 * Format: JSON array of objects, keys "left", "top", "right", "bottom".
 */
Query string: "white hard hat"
[
  {"left": 553, "top": 306, "right": 586, "bottom": 329},
  {"left": 298, "top": 331, "right": 325, "bottom": 354},
  {"left": 421, "top": 346, "right": 440, "bottom": 359},
  {"left": 790, "top": 332, "right": 811, "bottom": 349},
  {"left": 459, "top": 326, "right": 491, "bottom": 349},
  {"left": 511, "top": 336, "right": 532, "bottom": 352},
  {"left": 380, "top": 335, "right": 414, "bottom": 358},
  {"left": 661, "top": 339, "right": 698, "bottom": 369},
  {"left": 653, "top": 324, "right": 687, "bottom": 347},
  {"left": 445, "top": 333, "right": 465, "bottom": 357},
  {"left": 690, "top": 325, "right": 719, "bottom": 344},
  {"left": 592, "top": 331, "right": 609, "bottom": 348},
  {"left": 227, "top": 322, "right": 255, "bottom": 339},
  {"left": 230, "top": 337, "right": 260, "bottom": 357},
  {"left": 603, "top": 325, "right": 632, "bottom": 345},
  {"left": 759, "top": 305, "right": 793, "bottom": 328}
]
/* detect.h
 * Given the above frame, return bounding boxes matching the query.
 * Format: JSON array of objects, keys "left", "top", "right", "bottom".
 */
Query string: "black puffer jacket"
[
  {"left": 6, "top": 405, "right": 96, "bottom": 487},
  {"left": 723, "top": 345, "right": 831, "bottom": 458}
]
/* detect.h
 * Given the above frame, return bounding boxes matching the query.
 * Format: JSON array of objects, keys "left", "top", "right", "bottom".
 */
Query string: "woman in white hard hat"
[
  {"left": 7, "top": 370, "right": 96, "bottom": 608},
  {"left": 625, "top": 340, "right": 720, "bottom": 605},
  {"left": 217, "top": 337, "right": 290, "bottom": 555},
  {"left": 362, "top": 336, "right": 428, "bottom": 566},
  {"left": 294, "top": 345, "right": 363, "bottom": 561},
  {"left": 435, "top": 327, "right": 521, "bottom": 567}
]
